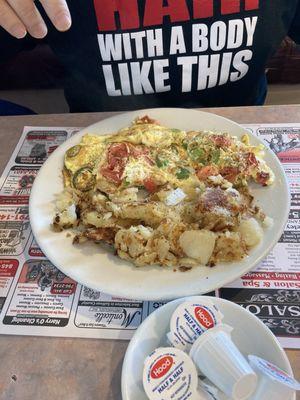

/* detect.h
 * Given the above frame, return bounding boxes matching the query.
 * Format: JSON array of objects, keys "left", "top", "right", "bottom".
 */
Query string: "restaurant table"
[{"left": 0, "top": 105, "right": 299, "bottom": 400}]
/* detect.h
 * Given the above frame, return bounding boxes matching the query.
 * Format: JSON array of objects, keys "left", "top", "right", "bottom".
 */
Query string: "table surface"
[{"left": 0, "top": 105, "right": 298, "bottom": 400}]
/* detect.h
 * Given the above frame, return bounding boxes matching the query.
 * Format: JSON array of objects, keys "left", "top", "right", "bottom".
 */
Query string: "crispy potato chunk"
[{"left": 212, "top": 232, "right": 246, "bottom": 262}]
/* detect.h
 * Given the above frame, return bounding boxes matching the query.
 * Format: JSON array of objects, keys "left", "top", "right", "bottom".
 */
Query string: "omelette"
[{"left": 53, "top": 116, "right": 274, "bottom": 269}]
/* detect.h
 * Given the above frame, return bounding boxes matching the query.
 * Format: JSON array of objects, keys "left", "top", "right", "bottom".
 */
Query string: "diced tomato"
[
  {"left": 220, "top": 166, "right": 239, "bottom": 182},
  {"left": 256, "top": 171, "right": 270, "bottom": 186},
  {"left": 143, "top": 177, "right": 157, "bottom": 193},
  {"left": 196, "top": 165, "right": 219, "bottom": 180}
]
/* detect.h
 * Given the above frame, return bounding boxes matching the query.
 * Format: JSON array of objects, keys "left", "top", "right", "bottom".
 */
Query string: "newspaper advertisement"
[{"left": 0, "top": 124, "right": 298, "bottom": 347}]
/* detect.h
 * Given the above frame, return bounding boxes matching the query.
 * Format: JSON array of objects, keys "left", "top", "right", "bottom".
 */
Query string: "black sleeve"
[{"left": 288, "top": 1, "right": 300, "bottom": 43}]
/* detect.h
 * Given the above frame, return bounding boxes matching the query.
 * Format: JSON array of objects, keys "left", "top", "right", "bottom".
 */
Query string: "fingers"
[
  {"left": 0, "top": 0, "right": 71, "bottom": 39},
  {"left": 7, "top": 0, "right": 47, "bottom": 38},
  {"left": 0, "top": 0, "right": 27, "bottom": 38},
  {"left": 39, "top": 0, "right": 71, "bottom": 32}
]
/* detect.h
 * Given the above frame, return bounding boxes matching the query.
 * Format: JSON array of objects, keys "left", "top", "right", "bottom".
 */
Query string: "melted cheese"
[{"left": 123, "top": 159, "right": 152, "bottom": 184}]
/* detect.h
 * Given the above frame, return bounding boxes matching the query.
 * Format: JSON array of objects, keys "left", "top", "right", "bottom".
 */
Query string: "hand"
[{"left": 0, "top": 0, "right": 71, "bottom": 39}]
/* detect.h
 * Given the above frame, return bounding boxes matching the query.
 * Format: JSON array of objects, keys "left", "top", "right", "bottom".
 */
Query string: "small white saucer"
[{"left": 121, "top": 296, "right": 295, "bottom": 400}]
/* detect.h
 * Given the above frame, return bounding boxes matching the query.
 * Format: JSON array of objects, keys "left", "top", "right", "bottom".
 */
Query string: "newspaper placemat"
[{"left": 0, "top": 124, "right": 298, "bottom": 348}]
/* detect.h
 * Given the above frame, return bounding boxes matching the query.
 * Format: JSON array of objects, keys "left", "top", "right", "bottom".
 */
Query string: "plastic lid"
[
  {"left": 248, "top": 355, "right": 300, "bottom": 390},
  {"left": 143, "top": 347, "right": 199, "bottom": 400},
  {"left": 167, "top": 299, "right": 224, "bottom": 352}
]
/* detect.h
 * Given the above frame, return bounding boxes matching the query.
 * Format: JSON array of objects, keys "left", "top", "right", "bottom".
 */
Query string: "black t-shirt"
[{"left": 1, "top": 0, "right": 300, "bottom": 112}]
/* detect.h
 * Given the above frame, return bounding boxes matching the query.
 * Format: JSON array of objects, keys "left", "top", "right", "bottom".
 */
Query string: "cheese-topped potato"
[{"left": 53, "top": 116, "right": 274, "bottom": 269}]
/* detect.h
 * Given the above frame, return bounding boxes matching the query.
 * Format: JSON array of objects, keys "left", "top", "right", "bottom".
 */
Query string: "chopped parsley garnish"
[
  {"left": 189, "top": 147, "right": 206, "bottom": 163},
  {"left": 176, "top": 167, "right": 190, "bottom": 180},
  {"left": 211, "top": 148, "right": 221, "bottom": 164}
]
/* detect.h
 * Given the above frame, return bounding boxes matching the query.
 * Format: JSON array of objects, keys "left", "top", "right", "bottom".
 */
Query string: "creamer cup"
[
  {"left": 189, "top": 324, "right": 257, "bottom": 400},
  {"left": 143, "top": 347, "right": 216, "bottom": 400},
  {"left": 248, "top": 355, "right": 300, "bottom": 400},
  {"left": 167, "top": 299, "right": 224, "bottom": 352}
]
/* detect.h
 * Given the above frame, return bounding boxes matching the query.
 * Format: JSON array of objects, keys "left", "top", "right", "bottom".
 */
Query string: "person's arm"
[
  {"left": 288, "top": 1, "right": 300, "bottom": 44},
  {"left": 0, "top": 0, "right": 71, "bottom": 39}
]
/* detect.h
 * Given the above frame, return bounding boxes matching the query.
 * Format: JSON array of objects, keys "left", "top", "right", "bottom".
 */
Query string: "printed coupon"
[
  {"left": 0, "top": 259, "right": 18, "bottom": 313},
  {"left": 0, "top": 166, "right": 39, "bottom": 196},
  {"left": 0, "top": 204, "right": 30, "bottom": 256},
  {"left": 15, "top": 130, "right": 67, "bottom": 164},
  {"left": 3, "top": 260, "right": 77, "bottom": 327},
  {"left": 257, "top": 126, "right": 300, "bottom": 163}
]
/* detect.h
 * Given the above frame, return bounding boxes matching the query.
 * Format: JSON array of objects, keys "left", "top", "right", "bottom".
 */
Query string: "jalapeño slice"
[
  {"left": 72, "top": 167, "right": 95, "bottom": 192},
  {"left": 66, "top": 145, "right": 81, "bottom": 158}
]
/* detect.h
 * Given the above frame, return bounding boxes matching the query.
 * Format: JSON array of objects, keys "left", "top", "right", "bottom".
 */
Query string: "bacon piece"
[
  {"left": 256, "top": 172, "right": 270, "bottom": 186},
  {"left": 135, "top": 115, "right": 158, "bottom": 125},
  {"left": 107, "top": 143, "right": 130, "bottom": 167},
  {"left": 100, "top": 167, "right": 124, "bottom": 185},
  {"left": 196, "top": 165, "right": 219, "bottom": 181},
  {"left": 100, "top": 143, "right": 130, "bottom": 185},
  {"left": 129, "top": 144, "right": 154, "bottom": 164},
  {"left": 220, "top": 166, "right": 239, "bottom": 182},
  {"left": 244, "top": 152, "right": 258, "bottom": 167},
  {"left": 211, "top": 134, "right": 233, "bottom": 148}
]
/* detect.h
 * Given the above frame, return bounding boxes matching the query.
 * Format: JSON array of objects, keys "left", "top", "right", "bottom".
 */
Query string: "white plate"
[
  {"left": 121, "top": 296, "right": 295, "bottom": 400},
  {"left": 29, "top": 108, "right": 289, "bottom": 300}
]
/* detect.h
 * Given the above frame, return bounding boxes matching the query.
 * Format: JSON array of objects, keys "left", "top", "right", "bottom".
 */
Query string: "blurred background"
[{"left": 0, "top": 37, "right": 300, "bottom": 115}]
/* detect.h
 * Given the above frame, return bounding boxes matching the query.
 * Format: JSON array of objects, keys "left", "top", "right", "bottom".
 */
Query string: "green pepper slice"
[
  {"left": 176, "top": 167, "right": 190, "bottom": 180},
  {"left": 211, "top": 148, "right": 221, "bottom": 164},
  {"left": 155, "top": 155, "right": 169, "bottom": 168},
  {"left": 72, "top": 167, "right": 95, "bottom": 192},
  {"left": 189, "top": 147, "right": 206, "bottom": 163},
  {"left": 171, "top": 128, "right": 182, "bottom": 134}
]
